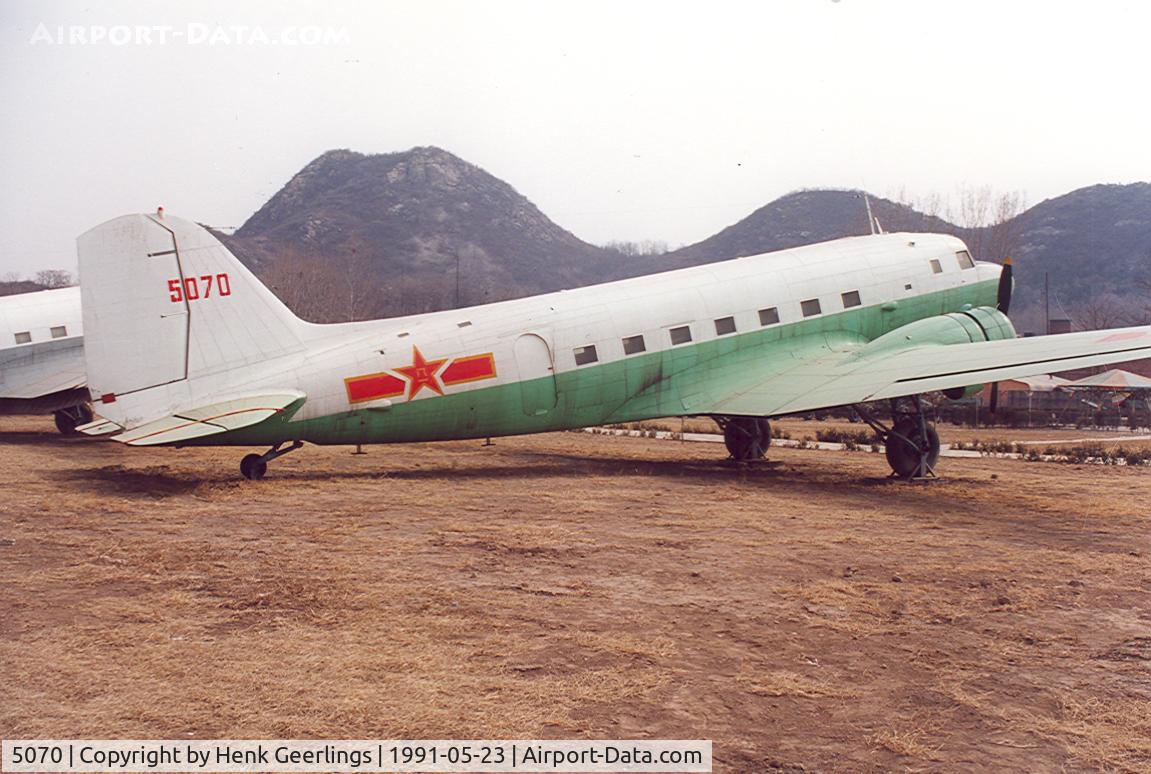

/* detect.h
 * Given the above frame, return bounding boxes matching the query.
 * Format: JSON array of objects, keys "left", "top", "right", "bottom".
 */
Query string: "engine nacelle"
[
  {"left": 859, "top": 306, "right": 1016, "bottom": 357},
  {"left": 942, "top": 384, "right": 984, "bottom": 400}
]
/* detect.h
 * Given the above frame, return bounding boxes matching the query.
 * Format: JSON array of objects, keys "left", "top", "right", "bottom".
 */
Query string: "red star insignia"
[{"left": 395, "top": 346, "right": 447, "bottom": 399}]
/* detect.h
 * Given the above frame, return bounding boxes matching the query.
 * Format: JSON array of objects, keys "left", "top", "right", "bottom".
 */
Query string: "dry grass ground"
[
  {"left": 676, "top": 416, "right": 1151, "bottom": 445},
  {"left": 2, "top": 415, "right": 1149, "bottom": 772}
]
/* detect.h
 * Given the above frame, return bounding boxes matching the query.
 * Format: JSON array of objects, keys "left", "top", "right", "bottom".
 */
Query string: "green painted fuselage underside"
[{"left": 208, "top": 279, "right": 1000, "bottom": 447}]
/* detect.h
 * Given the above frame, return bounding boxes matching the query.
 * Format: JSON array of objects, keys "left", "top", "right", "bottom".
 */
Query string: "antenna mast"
[{"left": 862, "top": 193, "right": 882, "bottom": 235}]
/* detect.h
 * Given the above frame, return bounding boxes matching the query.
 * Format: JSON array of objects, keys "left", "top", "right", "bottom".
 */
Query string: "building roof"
[
  {"left": 1061, "top": 369, "right": 1151, "bottom": 390},
  {"left": 1007, "top": 374, "right": 1073, "bottom": 392}
]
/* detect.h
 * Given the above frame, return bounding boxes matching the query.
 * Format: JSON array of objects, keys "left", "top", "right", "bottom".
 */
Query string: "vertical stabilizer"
[{"left": 78, "top": 213, "right": 306, "bottom": 428}]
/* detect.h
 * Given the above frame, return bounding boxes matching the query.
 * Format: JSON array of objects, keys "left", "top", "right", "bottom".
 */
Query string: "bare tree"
[
  {"left": 1127, "top": 270, "right": 1151, "bottom": 326},
  {"left": 889, "top": 185, "right": 1023, "bottom": 260},
  {"left": 34, "top": 269, "right": 74, "bottom": 288},
  {"left": 259, "top": 245, "right": 346, "bottom": 322},
  {"left": 984, "top": 190, "right": 1027, "bottom": 262},
  {"left": 1071, "top": 292, "right": 1129, "bottom": 331},
  {"left": 335, "top": 236, "right": 376, "bottom": 322},
  {"left": 603, "top": 240, "right": 669, "bottom": 257},
  {"left": 947, "top": 185, "right": 1026, "bottom": 262}
]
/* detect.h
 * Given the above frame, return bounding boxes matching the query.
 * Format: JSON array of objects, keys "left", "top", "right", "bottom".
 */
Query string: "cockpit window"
[{"left": 956, "top": 250, "right": 975, "bottom": 269}]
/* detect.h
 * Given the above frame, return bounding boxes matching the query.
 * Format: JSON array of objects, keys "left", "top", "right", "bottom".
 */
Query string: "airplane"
[
  {"left": 0, "top": 285, "right": 93, "bottom": 433},
  {"left": 74, "top": 211, "right": 1151, "bottom": 480}
]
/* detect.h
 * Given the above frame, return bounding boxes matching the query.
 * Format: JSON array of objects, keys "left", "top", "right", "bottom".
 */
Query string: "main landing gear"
[
  {"left": 240, "top": 440, "right": 303, "bottom": 480},
  {"left": 854, "top": 396, "right": 940, "bottom": 479},
  {"left": 53, "top": 403, "right": 93, "bottom": 434},
  {"left": 714, "top": 415, "right": 772, "bottom": 461}
]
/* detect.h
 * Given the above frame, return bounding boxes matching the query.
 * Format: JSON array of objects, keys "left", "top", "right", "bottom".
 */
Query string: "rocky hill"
[
  {"left": 0, "top": 280, "right": 48, "bottom": 297},
  {"left": 226, "top": 147, "right": 619, "bottom": 315},
  {"left": 656, "top": 190, "right": 955, "bottom": 269},
  {"left": 1007, "top": 183, "right": 1151, "bottom": 324},
  {"left": 222, "top": 146, "right": 1148, "bottom": 328},
  {"left": 643, "top": 184, "right": 1151, "bottom": 331}
]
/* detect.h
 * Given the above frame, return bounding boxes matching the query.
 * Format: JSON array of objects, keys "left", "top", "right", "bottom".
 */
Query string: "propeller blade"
[
  {"left": 990, "top": 382, "right": 1000, "bottom": 414},
  {"left": 997, "top": 257, "right": 1013, "bottom": 314}
]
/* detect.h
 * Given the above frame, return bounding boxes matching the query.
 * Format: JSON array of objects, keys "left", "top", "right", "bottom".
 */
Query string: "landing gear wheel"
[
  {"left": 240, "top": 454, "right": 268, "bottom": 481},
  {"left": 53, "top": 403, "right": 94, "bottom": 434},
  {"left": 885, "top": 418, "right": 940, "bottom": 479},
  {"left": 723, "top": 417, "right": 771, "bottom": 461},
  {"left": 238, "top": 441, "right": 302, "bottom": 480}
]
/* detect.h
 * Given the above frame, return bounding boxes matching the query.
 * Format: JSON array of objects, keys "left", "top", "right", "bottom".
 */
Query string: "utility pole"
[
  {"left": 455, "top": 249, "right": 461, "bottom": 308},
  {"left": 1044, "top": 272, "right": 1050, "bottom": 335}
]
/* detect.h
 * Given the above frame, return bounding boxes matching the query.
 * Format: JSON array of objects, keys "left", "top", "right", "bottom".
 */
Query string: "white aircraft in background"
[
  {"left": 0, "top": 286, "right": 92, "bottom": 432},
  {"left": 75, "top": 212, "right": 1151, "bottom": 479}
]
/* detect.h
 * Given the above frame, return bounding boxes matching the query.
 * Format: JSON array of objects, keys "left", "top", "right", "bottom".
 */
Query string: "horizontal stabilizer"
[
  {"left": 77, "top": 418, "right": 123, "bottom": 436},
  {"left": 110, "top": 391, "right": 306, "bottom": 446}
]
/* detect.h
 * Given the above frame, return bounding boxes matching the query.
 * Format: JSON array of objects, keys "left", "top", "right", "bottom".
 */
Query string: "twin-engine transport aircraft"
[
  {"left": 76, "top": 213, "right": 1151, "bottom": 480},
  {"left": 0, "top": 286, "right": 92, "bottom": 432}
]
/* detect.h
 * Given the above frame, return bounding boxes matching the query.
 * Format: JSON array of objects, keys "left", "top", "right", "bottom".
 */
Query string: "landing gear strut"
[
  {"left": 53, "top": 403, "right": 93, "bottom": 434},
  {"left": 714, "top": 416, "right": 771, "bottom": 461},
  {"left": 854, "top": 396, "right": 940, "bottom": 479},
  {"left": 240, "top": 440, "right": 303, "bottom": 480}
]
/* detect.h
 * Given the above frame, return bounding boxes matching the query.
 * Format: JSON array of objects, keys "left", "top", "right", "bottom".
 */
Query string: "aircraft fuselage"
[{"left": 189, "top": 233, "right": 1000, "bottom": 446}]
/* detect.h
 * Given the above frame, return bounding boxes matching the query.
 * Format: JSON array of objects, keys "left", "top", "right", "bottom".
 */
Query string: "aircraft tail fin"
[{"left": 78, "top": 212, "right": 308, "bottom": 429}]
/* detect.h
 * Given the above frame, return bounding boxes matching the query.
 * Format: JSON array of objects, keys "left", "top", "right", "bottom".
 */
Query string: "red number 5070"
[{"left": 168, "top": 273, "right": 232, "bottom": 303}]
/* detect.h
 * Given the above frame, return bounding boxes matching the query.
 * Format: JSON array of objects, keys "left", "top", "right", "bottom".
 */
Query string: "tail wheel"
[
  {"left": 240, "top": 454, "right": 268, "bottom": 480},
  {"left": 723, "top": 417, "right": 771, "bottom": 461},
  {"left": 885, "top": 418, "right": 940, "bottom": 479}
]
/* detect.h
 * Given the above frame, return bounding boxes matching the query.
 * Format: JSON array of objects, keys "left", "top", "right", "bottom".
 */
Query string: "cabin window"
[
  {"left": 841, "top": 291, "right": 861, "bottom": 308},
  {"left": 622, "top": 335, "right": 646, "bottom": 355},
  {"left": 573, "top": 345, "right": 598, "bottom": 366},
  {"left": 801, "top": 299, "right": 822, "bottom": 317},
  {"left": 714, "top": 316, "right": 737, "bottom": 335},
  {"left": 904, "top": 283, "right": 913, "bottom": 290},
  {"left": 669, "top": 325, "right": 692, "bottom": 345},
  {"left": 51, "top": 325, "right": 68, "bottom": 338},
  {"left": 930, "top": 258, "right": 943, "bottom": 274},
  {"left": 14, "top": 331, "right": 31, "bottom": 344},
  {"left": 758, "top": 307, "right": 780, "bottom": 326},
  {"left": 956, "top": 250, "right": 975, "bottom": 269}
]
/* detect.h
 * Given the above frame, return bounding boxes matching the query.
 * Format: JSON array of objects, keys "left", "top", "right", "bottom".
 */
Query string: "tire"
[
  {"left": 240, "top": 454, "right": 268, "bottom": 480},
  {"left": 54, "top": 411, "right": 77, "bottom": 434},
  {"left": 723, "top": 417, "right": 771, "bottom": 461},
  {"left": 885, "top": 418, "right": 940, "bottom": 478},
  {"left": 53, "top": 403, "right": 93, "bottom": 434}
]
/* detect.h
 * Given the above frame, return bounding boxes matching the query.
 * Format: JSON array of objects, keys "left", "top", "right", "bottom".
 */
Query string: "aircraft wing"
[
  {"left": 0, "top": 338, "right": 85, "bottom": 399},
  {"left": 688, "top": 326, "right": 1151, "bottom": 417},
  {"left": 103, "top": 391, "right": 307, "bottom": 446}
]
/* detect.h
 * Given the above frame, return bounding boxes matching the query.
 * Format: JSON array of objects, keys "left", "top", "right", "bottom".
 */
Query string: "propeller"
[
  {"left": 989, "top": 257, "right": 1014, "bottom": 414},
  {"left": 996, "top": 256, "right": 1013, "bottom": 314}
]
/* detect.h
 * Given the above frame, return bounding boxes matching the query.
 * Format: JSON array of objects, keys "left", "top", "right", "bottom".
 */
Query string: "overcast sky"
[{"left": 2, "top": 0, "right": 1149, "bottom": 277}]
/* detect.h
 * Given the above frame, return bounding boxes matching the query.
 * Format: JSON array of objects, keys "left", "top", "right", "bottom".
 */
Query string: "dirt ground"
[{"left": 2, "top": 415, "right": 1149, "bottom": 772}]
